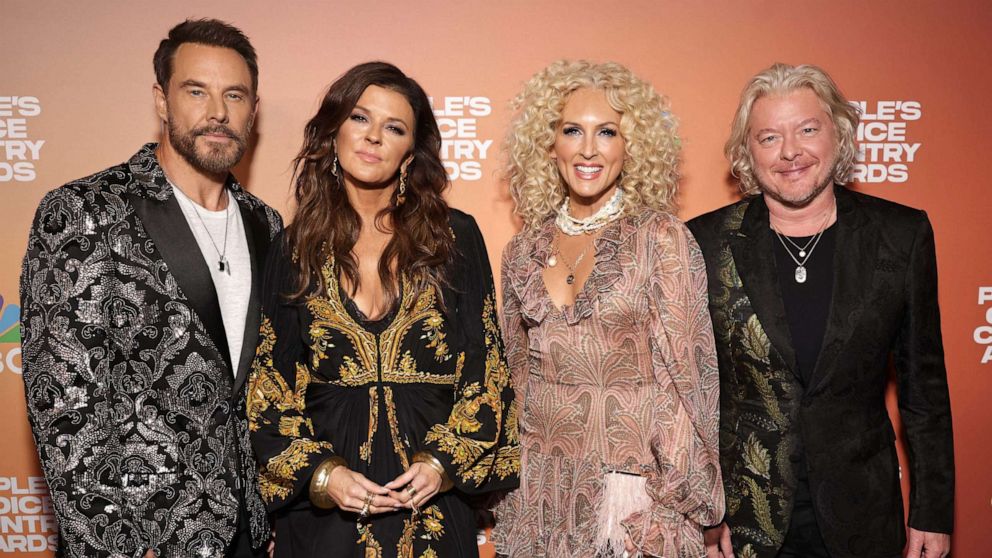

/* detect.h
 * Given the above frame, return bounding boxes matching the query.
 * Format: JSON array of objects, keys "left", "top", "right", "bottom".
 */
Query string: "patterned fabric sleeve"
[
  {"left": 622, "top": 217, "right": 725, "bottom": 557},
  {"left": 499, "top": 237, "right": 528, "bottom": 434},
  {"left": 21, "top": 187, "right": 147, "bottom": 557},
  {"left": 246, "top": 234, "right": 335, "bottom": 511},
  {"left": 423, "top": 216, "right": 520, "bottom": 494}
]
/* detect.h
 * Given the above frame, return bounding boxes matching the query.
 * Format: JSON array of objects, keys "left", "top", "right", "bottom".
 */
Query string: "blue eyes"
[{"left": 562, "top": 126, "right": 618, "bottom": 137}]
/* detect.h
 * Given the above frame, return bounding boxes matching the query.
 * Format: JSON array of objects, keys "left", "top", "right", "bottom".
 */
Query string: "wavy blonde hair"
[
  {"left": 505, "top": 60, "right": 681, "bottom": 230},
  {"left": 725, "top": 63, "right": 861, "bottom": 196}
]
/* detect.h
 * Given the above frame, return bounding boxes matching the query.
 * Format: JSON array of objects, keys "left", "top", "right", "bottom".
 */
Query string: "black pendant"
[{"left": 566, "top": 274, "right": 575, "bottom": 285}]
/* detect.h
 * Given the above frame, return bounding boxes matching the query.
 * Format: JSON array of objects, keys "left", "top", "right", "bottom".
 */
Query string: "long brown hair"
[{"left": 287, "top": 62, "right": 452, "bottom": 308}]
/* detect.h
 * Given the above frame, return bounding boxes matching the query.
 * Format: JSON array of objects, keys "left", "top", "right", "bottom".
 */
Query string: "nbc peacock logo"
[
  {"left": 0, "top": 295, "right": 21, "bottom": 375},
  {"left": 0, "top": 295, "right": 19, "bottom": 343}
]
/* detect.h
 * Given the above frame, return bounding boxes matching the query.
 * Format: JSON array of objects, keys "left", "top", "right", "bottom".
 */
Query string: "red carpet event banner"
[{"left": 3, "top": 1, "right": 989, "bottom": 555}]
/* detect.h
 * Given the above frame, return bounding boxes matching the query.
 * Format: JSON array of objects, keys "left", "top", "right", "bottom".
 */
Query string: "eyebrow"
[
  {"left": 178, "top": 80, "right": 252, "bottom": 96},
  {"left": 560, "top": 120, "right": 620, "bottom": 128},
  {"left": 754, "top": 117, "right": 823, "bottom": 136},
  {"left": 353, "top": 104, "right": 412, "bottom": 128}
]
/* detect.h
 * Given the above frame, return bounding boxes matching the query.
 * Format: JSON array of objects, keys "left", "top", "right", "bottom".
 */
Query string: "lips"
[
  {"left": 775, "top": 162, "right": 814, "bottom": 179},
  {"left": 574, "top": 164, "right": 603, "bottom": 179},
  {"left": 356, "top": 151, "right": 382, "bottom": 163},
  {"left": 196, "top": 126, "right": 237, "bottom": 141}
]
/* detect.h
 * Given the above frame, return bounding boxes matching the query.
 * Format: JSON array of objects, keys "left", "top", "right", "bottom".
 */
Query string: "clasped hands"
[{"left": 323, "top": 461, "right": 443, "bottom": 517}]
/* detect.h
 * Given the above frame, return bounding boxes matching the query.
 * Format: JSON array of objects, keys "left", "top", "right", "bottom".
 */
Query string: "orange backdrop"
[{"left": 2, "top": 1, "right": 990, "bottom": 556}]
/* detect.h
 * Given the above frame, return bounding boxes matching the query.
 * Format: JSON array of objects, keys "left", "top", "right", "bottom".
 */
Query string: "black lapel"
[
  {"left": 729, "top": 196, "right": 800, "bottom": 379},
  {"left": 129, "top": 192, "right": 233, "bottom": 372},
  {"left": 231, "top": 203, "right": 270, "bottom": 399},
  {"left": 806, "top": 187, "right": 878, "bottom": 395}
]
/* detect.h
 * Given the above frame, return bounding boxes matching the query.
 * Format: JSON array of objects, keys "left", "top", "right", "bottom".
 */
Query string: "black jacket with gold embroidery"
[{"left": 688, "top": 187, "right": 953, "bottom": 558}]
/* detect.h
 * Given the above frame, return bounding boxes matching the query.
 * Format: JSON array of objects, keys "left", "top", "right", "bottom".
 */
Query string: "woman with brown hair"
[{"left": 247, "top": 61, "right": 518, "bottom": 557}]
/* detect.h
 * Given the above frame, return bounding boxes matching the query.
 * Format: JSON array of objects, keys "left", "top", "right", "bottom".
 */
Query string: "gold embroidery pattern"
[
  {"left": 306, "top": 257, "right": 460, "bottom": 387},
  {"left": 384, "top": 386, "right": 410, "bottom": 469},
  {"left": 258, "top": 438, "right": 333, "bottom": 503},
  {"left": 247, "top": 316, "right": 333, "bottom": 504},
  {"left": 425, "top": 294, "right": 519, "bottom": 484},
  {"left": 360, "top": 386, "right": 379, "bottom": 464},
  {"left": 421, "top": 505, "right": 445, "bottom": 540},
  {"left": 357, "top": 521, "right": 383, "bottom": 558},
  {"left": 396, "top": 516, "right": 416, "bottom": 558}
]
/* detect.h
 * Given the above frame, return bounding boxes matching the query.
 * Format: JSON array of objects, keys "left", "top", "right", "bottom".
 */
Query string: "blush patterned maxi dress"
[
  {"left": 247, "top": 210, "right": 519, "bottom": 557},
  {"left": 493, "top": 210, "right": 724, "bottom": 558}
]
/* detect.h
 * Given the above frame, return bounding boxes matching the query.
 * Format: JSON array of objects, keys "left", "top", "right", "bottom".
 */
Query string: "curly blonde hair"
[
  {"left": 505, "top": 60, "right": 681, "bottom": 230},
  {"left": 725, "top": 63, "right": 861, "bottom": 196}
]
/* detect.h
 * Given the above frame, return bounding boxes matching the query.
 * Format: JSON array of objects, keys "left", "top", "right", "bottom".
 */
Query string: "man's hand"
[
  {"left": 704, "top": 522, "right": 734, "bottom": 558},
  {"left": 143, "top": 551, "right": 156, "bottom": 558},
  {"left": 905, "top": 527, "right": 950, "bottom": 558}
]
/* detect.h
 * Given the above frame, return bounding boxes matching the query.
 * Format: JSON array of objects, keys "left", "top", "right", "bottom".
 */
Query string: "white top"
[{"left": 172, "top": 185, "right": 252, "bottom": 377}]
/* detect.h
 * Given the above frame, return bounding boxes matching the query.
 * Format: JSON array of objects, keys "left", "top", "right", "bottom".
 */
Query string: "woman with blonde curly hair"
[{"left": 493, "top": 60, "right": 724, "bottom": 557}]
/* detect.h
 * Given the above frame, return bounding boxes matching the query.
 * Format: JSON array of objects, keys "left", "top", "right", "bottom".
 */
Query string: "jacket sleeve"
[
  {"left": 894, "top": 212, "right": 954, "bottom": 533},
  {"left": 246, "top": 234, "right": 336, "bottom": 511},
  {"left": 21, "top": 187, "right": 148, "bottom": 557},
  {"left": 622, "top": 218, "right": 725, "bottom": 557},
  {"left": 422, "top": 216, "right": 520, "bottom": 494}
]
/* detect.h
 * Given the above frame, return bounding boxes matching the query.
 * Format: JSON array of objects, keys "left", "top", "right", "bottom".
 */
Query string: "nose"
[
  {"left": 781, "top": 133, "right": 802, "bottom": 160},
  {"left": 580, "top": 133, "right": 597, "bottom": 159},
  {"left": 207, "top": 93, "right": 229, "bottom": 124},
  {"left": 365, "top": 126, "right": 382, "bottom": 145}
]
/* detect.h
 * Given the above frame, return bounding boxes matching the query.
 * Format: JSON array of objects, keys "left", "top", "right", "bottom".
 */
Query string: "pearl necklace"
[{"left": 554, "top": 188, "right": 624, "bottom": 236}]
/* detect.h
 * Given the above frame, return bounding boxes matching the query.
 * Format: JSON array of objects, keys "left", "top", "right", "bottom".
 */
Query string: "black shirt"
[{"left": 772, "top": 223, "right": 837, "bottom": 386}]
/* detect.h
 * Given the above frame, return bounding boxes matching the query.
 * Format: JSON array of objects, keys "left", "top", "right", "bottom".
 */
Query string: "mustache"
[{"left": 194, "top": 125, "right": 242, "bottom": 140}]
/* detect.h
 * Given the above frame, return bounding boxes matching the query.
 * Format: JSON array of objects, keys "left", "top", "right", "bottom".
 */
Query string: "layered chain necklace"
[
  {"left": 772, "top": 209, "right": 832, "bottom": 284},
  {"left": 546, "top": 189, "right": 624, "bottom": 284}
]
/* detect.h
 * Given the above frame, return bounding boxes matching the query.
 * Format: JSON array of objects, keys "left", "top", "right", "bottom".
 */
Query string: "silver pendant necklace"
[
  {"left": 772, "top": 209, "right": 832, "bottom": 283},
  {"left": 773, "top": 222, "right": 829, "bottom": 283},
  {"left": 190, "top": 195, "right": 232, "bottom": 275}
]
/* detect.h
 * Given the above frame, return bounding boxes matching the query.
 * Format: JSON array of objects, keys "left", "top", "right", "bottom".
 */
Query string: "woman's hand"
[
  {"left": 385, "top": 462, "right": 442, "bottom": 511},
  {"left": 326, "top": 466, "right": 403, "bottom": 515}
]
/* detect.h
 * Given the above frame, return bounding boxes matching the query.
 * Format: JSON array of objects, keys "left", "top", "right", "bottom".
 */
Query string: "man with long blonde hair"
[{"left": 689, "top": 63, "right": 953, "bottom": 558}]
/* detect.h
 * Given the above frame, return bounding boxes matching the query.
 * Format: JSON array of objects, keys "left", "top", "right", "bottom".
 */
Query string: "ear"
[{"left": 153, "top": 83, "right": 168, "bottom": 123}]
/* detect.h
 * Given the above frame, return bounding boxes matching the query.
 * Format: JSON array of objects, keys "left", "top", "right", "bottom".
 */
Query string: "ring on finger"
[
  {"left": 359, "top": 492, "right": 374, "bottom": 519},
  {"left": 405, "top": 485, "right": 418, "bottom": 499}
]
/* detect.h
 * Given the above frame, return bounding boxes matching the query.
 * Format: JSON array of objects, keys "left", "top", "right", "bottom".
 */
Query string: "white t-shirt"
[{"left": 172, "top": 186, "right": 252, "bottom": 377}]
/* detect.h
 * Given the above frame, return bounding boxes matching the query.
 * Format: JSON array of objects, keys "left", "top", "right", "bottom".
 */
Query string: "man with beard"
[
  {"left": 20, "top": 19, "right": 279, "bottom": 558},
  {"left": 689, "top": 64, "right": 953, "bottom": 558}
]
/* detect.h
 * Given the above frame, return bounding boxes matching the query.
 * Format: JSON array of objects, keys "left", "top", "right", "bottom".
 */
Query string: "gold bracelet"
[
  {"left": 309, "top": 456, "right": 348, "bottom": 509},
  {"left": 412, "top": 451, "right": 453, "bottom": 492}
]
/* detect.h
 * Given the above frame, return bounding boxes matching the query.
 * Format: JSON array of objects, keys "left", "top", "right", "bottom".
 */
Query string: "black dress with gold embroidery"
[{"left": 247, "top": 209, "right": 519, "bottom": 558}]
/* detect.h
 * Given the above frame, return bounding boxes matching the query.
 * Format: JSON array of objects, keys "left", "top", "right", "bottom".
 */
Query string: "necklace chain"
[
  {"left": 188, "top": 192, "right": 232, "bottom": 275},
  {"left": 772, "top": 210, "right": 832, "bottom": 284},
  {"left": 548, "top": 233, "right": 594, "bottom": 285}
]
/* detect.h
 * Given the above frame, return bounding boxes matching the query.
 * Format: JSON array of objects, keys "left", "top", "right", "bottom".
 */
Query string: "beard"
[
  {"left": 167, "top": 118, "right": 250, "bottom": 176},
  {"left": 759, "top": 166, "right": 835, "bottom": 209}
]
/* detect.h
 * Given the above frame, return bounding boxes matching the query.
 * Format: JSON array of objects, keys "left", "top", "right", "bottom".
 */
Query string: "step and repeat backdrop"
[{"left": 3, "top": 1, "right": 990, "bottom": 556}]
